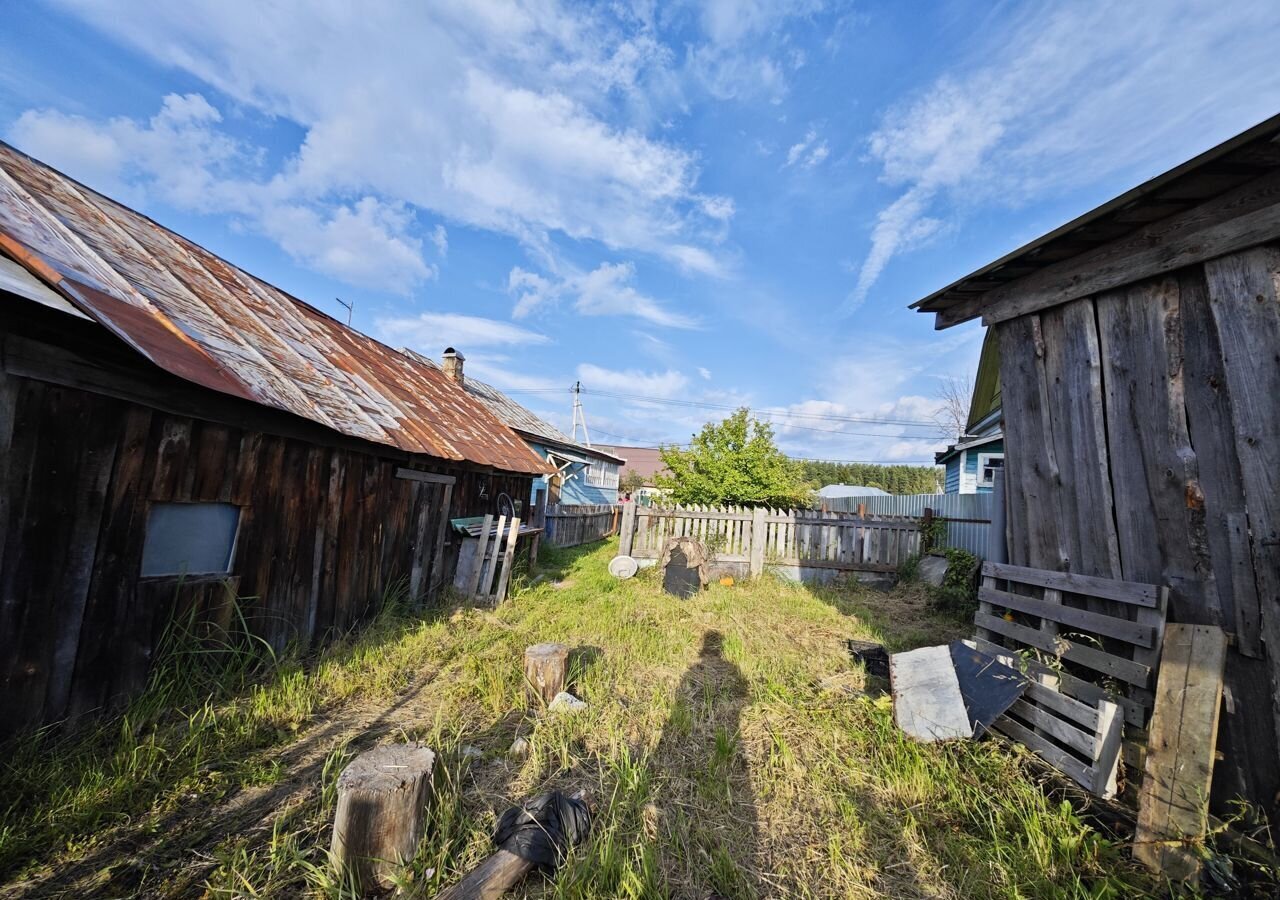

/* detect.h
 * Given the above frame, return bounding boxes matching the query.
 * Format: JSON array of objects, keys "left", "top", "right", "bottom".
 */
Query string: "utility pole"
[{"left": 570, "top": 381, "right": 592, "bottom": 447}]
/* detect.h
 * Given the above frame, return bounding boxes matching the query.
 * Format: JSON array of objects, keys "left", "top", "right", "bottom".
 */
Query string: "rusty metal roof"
[
  {"left": 399, "top": 349, "right": 625, "bottom": 465},
  {"left": 0, "top": 141, "right": 549, "bottom": 475}
]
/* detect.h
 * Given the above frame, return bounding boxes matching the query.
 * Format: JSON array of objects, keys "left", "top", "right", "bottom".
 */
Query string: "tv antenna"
[{"left": 335, "top": 296, "right": 353, "bottom": 325}]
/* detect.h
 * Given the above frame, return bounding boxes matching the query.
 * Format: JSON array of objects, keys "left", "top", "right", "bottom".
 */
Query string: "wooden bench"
[{"left": 972, "top": 561, "right": 1169, "bottom": 797}]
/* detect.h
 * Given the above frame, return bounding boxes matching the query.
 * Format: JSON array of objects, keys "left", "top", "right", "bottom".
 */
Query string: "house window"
[
  {"left": 585, "top": 462, "right": 619, "bottom": 489},
  {"left": 977, "top": 453, "right": 1005, "bottom": 487},
  {"left": 140, "top": 502, "right": 241, "bottom": 577}
]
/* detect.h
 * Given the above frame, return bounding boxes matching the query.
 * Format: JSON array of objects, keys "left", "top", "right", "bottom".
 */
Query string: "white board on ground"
[{"left": 890, "top": 645, "right": 973, "bottom": 742}]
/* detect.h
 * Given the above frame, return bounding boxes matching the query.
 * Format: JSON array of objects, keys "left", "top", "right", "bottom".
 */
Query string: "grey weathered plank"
[
  {"left": 1204, "top": 247, "right": 1280, "bottom": 775},
  {"left": 1023, "top": 680, "right": 1099, "bottom": 730},
  {"left": 983, "top": 562, "right": 1159, "bottom": 607},
  {"left": 1007, "top": 698, "right": 1095, "bottom": 756},
  {"left": 1039, "top": 299, "right": 1122, "bottom": 581},
  {"left": 493, "top": 516, "right": 521, "bottom": 604},
  {"left": 996, "top": 315, "right": 1068, "bottom": 571},
  {"left": 1096, "top": 277, "right": 1219, "bottom": 625},
  {"left": 975, "top": 613, "right": 1151, "bottom": 687},
  {"left": 992, "top": 716, "right": 1093, "bottom": 789},
  {"left": 464, "top": 514, "right": 492, "bottom": 598},
  {"left": 979, "top": 586, "right": 1155, "bottom": 647},
  {"left": 1180, "top": 268, "right": 1251, "bottom": 640},
  {"left": 940, "top": 169, "right": 1280, "bottom": 327},
  {"left": 983, "top": 583, "right": 1157, "bottom": 647},
  {"left": 1134, "top": 624, "right": 1228, "bottom": 881}
]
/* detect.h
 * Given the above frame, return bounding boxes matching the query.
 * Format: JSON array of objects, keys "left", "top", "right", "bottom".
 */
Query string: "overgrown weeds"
[{"left": 0, "top": 541, "right": 1158, "bottom": 898}]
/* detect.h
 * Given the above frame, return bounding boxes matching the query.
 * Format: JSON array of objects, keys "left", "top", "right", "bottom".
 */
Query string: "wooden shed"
[
  {"left": 912, "top": 113, "right": 1280, "bottom": 827},
  {"left": 0, "top": 142, "right": 549, "bottom": 736}
]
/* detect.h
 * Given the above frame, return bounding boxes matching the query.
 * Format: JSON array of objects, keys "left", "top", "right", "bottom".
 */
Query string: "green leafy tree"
[
  {"left": 619, "top": 469, "right": 647, "bottom": 495},
  {"left": 656, "top": 408, "right": 813, "bottom": 508}
]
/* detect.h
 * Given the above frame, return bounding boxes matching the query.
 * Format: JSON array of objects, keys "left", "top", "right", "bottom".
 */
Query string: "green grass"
[{"left": 0, "top": 540, "right": 1157, "bottom": 898}]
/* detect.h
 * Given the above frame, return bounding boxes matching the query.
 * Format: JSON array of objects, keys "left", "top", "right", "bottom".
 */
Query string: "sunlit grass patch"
[{"left": 0, "top": 539, "right": 1157, "bottom": 898}]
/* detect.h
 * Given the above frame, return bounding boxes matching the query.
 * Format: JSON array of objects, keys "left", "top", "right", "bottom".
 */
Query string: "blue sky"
[{"left": 4, "top": 1, "right": 1280, "bottom": 464}]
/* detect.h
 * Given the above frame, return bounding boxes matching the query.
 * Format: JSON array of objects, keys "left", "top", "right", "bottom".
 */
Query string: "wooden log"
[
  {"left": 524, "top": 643, "right": 569, "bottom": 706},
  {"left": 435, "top": 849, "right": 533, "bottom": 900},
  {"left": 434, "top": 790, "right": 589, "bottom": 900},
  {"left": 331, "top": 743, "right": 436, "bottom": 893}
]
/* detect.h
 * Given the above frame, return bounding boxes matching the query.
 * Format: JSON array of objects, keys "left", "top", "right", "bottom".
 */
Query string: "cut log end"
[
  {"left": 524, "top": 643, "right": 570, "bottom": 706},
  {"left": 331, "top": 742, "right": 436, "bottom": 893}
]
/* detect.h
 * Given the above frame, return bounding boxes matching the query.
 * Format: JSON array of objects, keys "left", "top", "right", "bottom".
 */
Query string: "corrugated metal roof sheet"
[{"left": 0, "top": 141, "right": 548, "bottom": 475}]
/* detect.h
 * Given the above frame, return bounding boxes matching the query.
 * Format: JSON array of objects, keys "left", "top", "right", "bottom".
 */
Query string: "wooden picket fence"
[
  {"left": 544, "top": 503, "right": 619, "bottom": 547},
  {"left": 619, "top": 503, "right": 921, "bottom": 576}
]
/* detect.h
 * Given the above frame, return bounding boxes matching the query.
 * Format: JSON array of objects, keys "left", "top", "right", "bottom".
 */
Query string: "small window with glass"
[
  {"left": 977, "top": 453, "right": 1005, "bottom": 487},
  {"left": 140, "top": 502, "right": 241, "bottom": 577}
]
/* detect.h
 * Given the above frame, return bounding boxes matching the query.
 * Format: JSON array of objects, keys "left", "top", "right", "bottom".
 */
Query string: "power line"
[
  {"left": 505, "top": 386, "right": 944, "bottom": 429},
  {"left": 591, "top": 429, "right": 940, "bottom": 466}
]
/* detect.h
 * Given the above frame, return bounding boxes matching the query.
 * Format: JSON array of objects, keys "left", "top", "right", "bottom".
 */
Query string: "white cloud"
[
  {"left": 258, "top": 197, "right": 432, "bottom": 292},
  {"left": 577, "top": 362, "right": 689, "bottom": 397},
  {"left": 11, "top": 95, "right": 433, "bottom": 293},
  {"left": 29, "top": 1, "right": 735, "bottom": 281},
  {"left": 851, "top": 0, "right": 1280, "bottom": 306},
  {"left": 784, "top": 128, "right": 829, "bottom": 168},
  {"left": 697, "top": 366, "right": 712, "bottom": 380},
  {"left": 376, "top": 311, "right": 551, "bottom": 353},
  {"left": 430, "top": 224, "right": 448, "bottom": 257},
  {"left": 508, "top": 261, "right": 698, "bottom": 328}
]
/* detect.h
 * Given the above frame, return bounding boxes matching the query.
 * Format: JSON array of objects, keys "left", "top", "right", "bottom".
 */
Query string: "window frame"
[
  {"left": 976, "top": 452, "right": 1005, "bottom": 487},
  {"left": 584, "top": 461, "right": 620, "bottom": 489},
  {"left": 139, "top": 501, "right": 243, "bottom": 580}
]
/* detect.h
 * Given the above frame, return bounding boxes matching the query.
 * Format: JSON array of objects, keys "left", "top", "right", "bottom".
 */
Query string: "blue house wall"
[
  {"left": 526, "top": 440, "right": 619, "bottom": 506},
  {"left": 940, "top": 437, "right": 1003, "bottom": 495}
]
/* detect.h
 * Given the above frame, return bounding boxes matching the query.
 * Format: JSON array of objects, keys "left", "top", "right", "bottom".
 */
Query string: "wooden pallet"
[{"left": 973, "top": 561, "right": 1168, "bottom": 797}]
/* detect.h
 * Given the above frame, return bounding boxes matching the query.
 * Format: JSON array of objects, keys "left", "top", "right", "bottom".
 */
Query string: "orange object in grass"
[{"left": 719, "top": 576, "right": 734, "bottom": 587}]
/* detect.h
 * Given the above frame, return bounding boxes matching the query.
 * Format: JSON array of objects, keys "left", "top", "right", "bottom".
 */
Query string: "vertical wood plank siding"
[
  {"left": 0, "top": 376, "right": 526, "bottom": 735},
  {"left": 995, "top": 245, "right": 1280, "bottom": 822}
]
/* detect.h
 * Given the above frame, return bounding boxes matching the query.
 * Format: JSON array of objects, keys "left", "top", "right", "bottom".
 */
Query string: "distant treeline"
[{"left": 798, "top": 461, "right": 942, "bottom": 495}]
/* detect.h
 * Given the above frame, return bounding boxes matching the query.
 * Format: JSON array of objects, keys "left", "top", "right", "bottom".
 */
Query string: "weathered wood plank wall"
[
  {"left": 544, "top": 503, "right": 617, "bottom": 547},
  {"left": 996, "top": 246, "right": 1280, "bottom": 823},
  {"left": 0, "top": 374, "right": 524, "bottom": 735}
]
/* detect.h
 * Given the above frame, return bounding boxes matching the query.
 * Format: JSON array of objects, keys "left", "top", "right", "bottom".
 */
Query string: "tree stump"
[
  {"left": 524, "top": 643, "right": 569, "bottom": 706},
  {"left": 331, "top": 742, "right": 436, "bottom": 893}
]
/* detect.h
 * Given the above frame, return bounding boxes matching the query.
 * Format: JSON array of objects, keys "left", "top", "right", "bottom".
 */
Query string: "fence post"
[
  {"left": 619, "top": 502, "right": 637, "bottom": 556},
  {"left": 988, "top": 468, "right": 1007, "bottom": 564},
  {"left": 857, "top": 502, "right": 867, "bottom": 518},
  {"left": 749, "top": 507, "right": 767, "bottom": 577}
]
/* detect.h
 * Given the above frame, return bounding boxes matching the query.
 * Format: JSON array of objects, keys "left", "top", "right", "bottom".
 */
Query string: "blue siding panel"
[
  {"left": 525, "top": 440, "right": 620, "bottom": 506},
  {"left": 944, "top": 458, "right": 961, "bottom": 493}
]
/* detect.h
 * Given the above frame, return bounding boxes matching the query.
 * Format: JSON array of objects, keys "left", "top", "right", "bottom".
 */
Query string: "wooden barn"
[
  {"left": 912, "top": 113, "right": 1280, "bottom": 826},
  {"left": 0, "top": 141, "right": 549, "bottom": 736}
]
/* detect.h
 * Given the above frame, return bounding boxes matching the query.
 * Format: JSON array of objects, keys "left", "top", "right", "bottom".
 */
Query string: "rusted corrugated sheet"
[{"left": 0, "top": 142, "right": 548, "bottom": 474}]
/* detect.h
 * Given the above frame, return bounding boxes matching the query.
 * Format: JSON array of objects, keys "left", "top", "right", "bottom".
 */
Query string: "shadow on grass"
[{"left": 0, "top": 585, "right": 469, "bottom": 895}]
